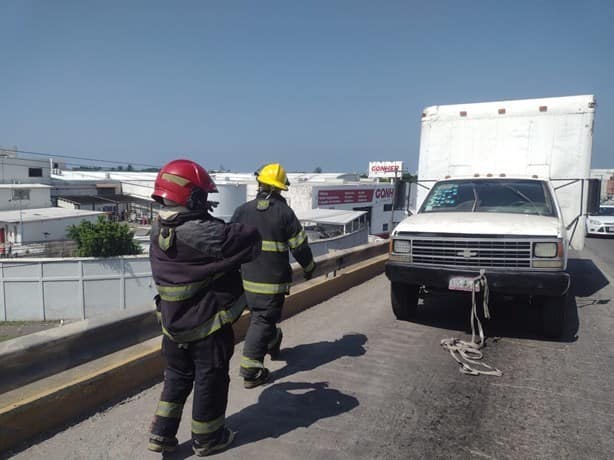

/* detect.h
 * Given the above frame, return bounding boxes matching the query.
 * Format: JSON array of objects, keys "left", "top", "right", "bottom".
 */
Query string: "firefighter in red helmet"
[{"left": 147, "top": 159, "right": 261, "bottom": 456}]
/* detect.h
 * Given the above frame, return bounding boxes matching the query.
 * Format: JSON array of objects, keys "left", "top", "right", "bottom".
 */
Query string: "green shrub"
[{"left": 67, "top": 216, "right": 143, "bottom": 257}]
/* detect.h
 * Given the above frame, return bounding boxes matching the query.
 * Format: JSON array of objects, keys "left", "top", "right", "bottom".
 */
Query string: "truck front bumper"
[{"left": 385, "top": 261, "right": 570, "bottom": 297}]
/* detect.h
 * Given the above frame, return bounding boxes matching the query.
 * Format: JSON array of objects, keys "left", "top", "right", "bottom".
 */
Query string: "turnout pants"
[
  {"left": 240, "top": 292, "right": 285, "bottom": 378},
  {"left": 150, "top": 325, "right": 234, "bottom": 445}
]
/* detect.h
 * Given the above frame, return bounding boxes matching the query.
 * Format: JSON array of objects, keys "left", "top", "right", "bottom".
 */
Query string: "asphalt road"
[
  {"left": 584, "top": 235, "right": 614, "bottom": 277},
  {"left": 8, "top": 241, "right": 614, "bottom": 460}
]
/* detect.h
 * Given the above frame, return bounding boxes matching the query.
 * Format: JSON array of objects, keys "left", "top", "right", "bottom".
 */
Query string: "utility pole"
[
  {"left": 10, "top": 190, "right": 25, "bottom": 244},
  {"left": 388, "top": 168, "right": 399, "bottom": 237}
]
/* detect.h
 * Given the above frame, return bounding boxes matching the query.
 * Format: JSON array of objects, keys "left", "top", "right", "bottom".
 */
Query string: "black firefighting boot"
[
  {"left": 267, "top": 327, "right": 283, "bottom": 360},
  {"left": 148, "top": 434, "right": 179, "bottom": 453},
  {"left": 243, "top": 368, "right": 270, "bottom": 389},
  {"left": 193, "top": 427, "right": 236, "bottom": 457}
]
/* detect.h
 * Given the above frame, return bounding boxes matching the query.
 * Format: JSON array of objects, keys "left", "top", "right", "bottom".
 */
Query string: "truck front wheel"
[
  {"left": 538, "top": 293, "right": 569, "bottom": 339},
  {"left": 391, "top": 283, "right": 419, "bottom": 321}
]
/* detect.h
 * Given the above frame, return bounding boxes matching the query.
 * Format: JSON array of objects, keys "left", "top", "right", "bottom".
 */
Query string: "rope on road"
[{"left": 440, "top": 270, "right": 503, "bottom": 377}]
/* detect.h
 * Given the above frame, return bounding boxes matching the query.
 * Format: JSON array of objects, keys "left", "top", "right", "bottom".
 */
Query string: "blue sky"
[{"left": 0, "top": 1, "right": 612, "bottom": 173}]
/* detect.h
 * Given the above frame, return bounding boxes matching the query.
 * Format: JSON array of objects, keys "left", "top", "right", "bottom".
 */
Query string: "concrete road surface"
[
  {"left": 7, "top": 243, "right": 614, "bottom": 460},
  {"left": 584, "top": 236, "right": 614, "bottom": 278}
]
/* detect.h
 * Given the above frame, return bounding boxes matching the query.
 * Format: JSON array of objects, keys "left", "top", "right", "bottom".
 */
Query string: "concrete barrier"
[
  {"left": 0, "top": 308, "right": 159, "bottom": 394},
  {"left": 0, "top": 245, "right": 388, "bottom": 454},
  {"left": 0, "top": 241, "right": 387, "bottom": 395}
]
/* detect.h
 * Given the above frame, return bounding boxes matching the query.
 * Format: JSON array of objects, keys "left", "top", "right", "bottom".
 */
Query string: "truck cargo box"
[{"left": 417, "top": 95, "right": 595, "bottom": 249}]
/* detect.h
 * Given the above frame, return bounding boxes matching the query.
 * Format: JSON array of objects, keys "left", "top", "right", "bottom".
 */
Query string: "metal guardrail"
[{"left": 291, "top": 240, "right": 389, "bottom": 284}]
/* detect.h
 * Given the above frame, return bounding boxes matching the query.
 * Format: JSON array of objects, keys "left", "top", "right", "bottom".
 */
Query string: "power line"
[
  {"left": 7, "top": 148, "right": 161, "bottom": 169},
  {"left": 0, "top": 158, "right": 159, "bottom": 193}
]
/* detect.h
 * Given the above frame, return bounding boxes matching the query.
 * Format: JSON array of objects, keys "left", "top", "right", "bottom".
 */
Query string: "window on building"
[
  {"left": 384, "top": 204, "right": 393, "bottom": 212},
  {"left": 97, "top": 187, "right": 115, "bottom": 196},
  {"left": 12, "top": 189, "right": 30, "bottom": 201},
  {"left": 28, "top": 167, "right": 43, "bottom": 177},
  {"left": 383, "top": 223, "right": 389, "bottom": 232}
]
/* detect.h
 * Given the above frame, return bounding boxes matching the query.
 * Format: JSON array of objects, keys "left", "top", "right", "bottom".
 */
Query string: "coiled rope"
[{"left": 440, "top": 270, "right": 503, "bottom": 376}]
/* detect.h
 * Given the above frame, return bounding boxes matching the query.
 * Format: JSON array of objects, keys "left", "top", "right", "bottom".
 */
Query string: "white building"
[
  {"left": 210, "top": 172, "right": 404, "bottom": 236},
  {"left": 52, "top": 169, "right": 411, "bottom": 235},
  {"left": 0, "top": 184, "right": 52, "bottom": 211},
  {"left": 0, "top": 207, "right": 103, "bottom": 245},
  {"left": 0, "top": 148, "right": 57, "bottom": 184}
]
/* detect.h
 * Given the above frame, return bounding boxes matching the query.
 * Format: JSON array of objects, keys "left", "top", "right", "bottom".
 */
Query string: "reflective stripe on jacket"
[
  {"left": 231, "top": 192, "right": 314, "bottom": 291},
  {"left": 150, "top": 207, "right": 261, "bottom": 341}
]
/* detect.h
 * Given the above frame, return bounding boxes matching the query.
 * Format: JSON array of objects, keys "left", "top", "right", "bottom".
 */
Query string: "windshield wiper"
[{"left": 471, "top": 184, "right": 479, "bottom": 212}]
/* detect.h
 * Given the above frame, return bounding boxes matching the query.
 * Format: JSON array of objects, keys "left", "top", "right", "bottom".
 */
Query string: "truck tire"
[
  {"left": 391, "top": 283, "right": 419, "bottom": 321},
  {"left": 539, "top": 293, "right": 568, "bottom": 339}
]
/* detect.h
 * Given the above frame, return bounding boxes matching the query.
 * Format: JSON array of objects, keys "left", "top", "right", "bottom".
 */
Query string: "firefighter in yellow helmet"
[{"left": 231, "top": 163, "right": 316, "bottom": 388}]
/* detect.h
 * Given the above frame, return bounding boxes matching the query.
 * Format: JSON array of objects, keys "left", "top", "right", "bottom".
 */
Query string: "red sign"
[{"left": 317, "top": 189, "right": 374, "bottom": 205}]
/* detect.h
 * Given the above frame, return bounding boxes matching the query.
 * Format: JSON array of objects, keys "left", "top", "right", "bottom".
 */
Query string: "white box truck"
[{"left": 386, "top": 95, "right": 599, "bottom": 338}]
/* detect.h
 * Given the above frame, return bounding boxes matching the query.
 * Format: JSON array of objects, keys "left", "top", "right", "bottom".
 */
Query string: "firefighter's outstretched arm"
[{"left": 223, "top": 222, "right": 262, "bottom": 266}]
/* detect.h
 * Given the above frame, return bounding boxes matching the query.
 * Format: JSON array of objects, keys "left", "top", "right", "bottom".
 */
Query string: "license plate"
[{"left": 449, "top": 276, "right": 479, "bottom": 292}]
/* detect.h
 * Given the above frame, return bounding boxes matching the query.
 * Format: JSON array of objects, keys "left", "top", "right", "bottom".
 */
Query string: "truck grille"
[{"left": 411, "top": 239, "right": 532, "bottom": 269}]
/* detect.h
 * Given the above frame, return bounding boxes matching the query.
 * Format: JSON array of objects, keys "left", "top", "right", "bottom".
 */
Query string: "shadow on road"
[
  {"left": 405, "top": 256, "right": 614, "bottom": 343},
  {"left": 568, "top": 258, "right": 610, "bottom": 297},
  {"left": 167, "top": 381, "right": 359, "bottom": 458},
  {"left": 410, "top": 291, "right": 580, "bottom": 344},
  {"left": 269, "top": 333, "right": 367, "bottom": 382}
]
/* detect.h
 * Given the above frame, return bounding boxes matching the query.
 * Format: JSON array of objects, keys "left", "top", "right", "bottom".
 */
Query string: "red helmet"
[{"left": 152, "top": 159, "right": 218, "bottom": 207}]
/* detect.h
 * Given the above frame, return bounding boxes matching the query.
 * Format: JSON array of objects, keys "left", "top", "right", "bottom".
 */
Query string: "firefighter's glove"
[{"left": 303, "top": 262, "right": 316, "bottom": 281}]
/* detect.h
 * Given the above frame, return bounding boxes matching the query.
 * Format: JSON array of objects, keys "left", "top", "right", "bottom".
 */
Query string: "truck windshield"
[{"left": 420, "top": 179, "right": 556, "bottom": 217}]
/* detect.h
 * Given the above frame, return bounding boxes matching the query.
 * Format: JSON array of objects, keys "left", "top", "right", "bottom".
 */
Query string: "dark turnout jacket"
[
  {"left": 231, "top": 191, "right": 314, "bottom": 295},
  {"left": 150, "top": 207, "right": 261, "bottom": 342}
]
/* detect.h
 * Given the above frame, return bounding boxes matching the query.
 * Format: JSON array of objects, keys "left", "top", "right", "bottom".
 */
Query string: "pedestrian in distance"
[
  {"left": 148, "top": 159, "right": 261, "bottom": 456},
  {"left": 231, "top": 163, "right": 316, "bottom": 389}
]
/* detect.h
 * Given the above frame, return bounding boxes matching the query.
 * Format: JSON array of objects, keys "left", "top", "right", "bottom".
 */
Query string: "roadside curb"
[{"left": 0, "top": 254, "right": 387, "bottom": 455}]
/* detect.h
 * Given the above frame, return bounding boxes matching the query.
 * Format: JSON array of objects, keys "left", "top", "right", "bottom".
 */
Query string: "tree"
[
  {"left": 313, "top": 166, "right": 323, "bottom": 174},
  {"left": 126, "top": 164, "right": 134, "bottom": 171},
  {"left": 67, "top": 216, "right": 143, "bottom": 257}
]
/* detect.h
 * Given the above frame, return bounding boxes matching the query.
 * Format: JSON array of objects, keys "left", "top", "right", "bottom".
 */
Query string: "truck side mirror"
[{"left": 587, "top": 179, "right": 601, "bottom": 215}]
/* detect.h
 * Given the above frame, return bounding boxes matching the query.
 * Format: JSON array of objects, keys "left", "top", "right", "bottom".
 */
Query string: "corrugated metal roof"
[
  {"left": 0, "top": 207, "right": 104, "bottom": 223},
  {"left": 0, "top": 184, "right": 52, "bottom": 189},
  {"left": 296, "top": 208, "right": 367, "bottom": 225}
]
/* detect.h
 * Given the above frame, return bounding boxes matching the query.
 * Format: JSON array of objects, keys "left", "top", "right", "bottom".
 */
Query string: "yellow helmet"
[{"left": 255, "top": 163, "right": 290, "bottom": 191}]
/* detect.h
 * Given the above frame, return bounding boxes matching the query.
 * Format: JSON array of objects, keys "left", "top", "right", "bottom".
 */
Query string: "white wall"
[
  {"left": 16, "top": 214, "right": 101, "bottom": 243},
  {"left": 0, "top": 256, "right": 155, "bottom": 321},
  {"left": 210, "top": 183, "right": 247, "bottom": 221},
  {"left": 0, "top": 188, "right": 52, "bottom": 211},
  {"left": 285, "top": 183, "right": 314, "bottom": 212},
  {"left": 0, "top": 156, "right": 52, "bottom": 184},
  {"left": 121, "top": 181, "right": 155, "bottom": 200},
  {"left": 51, "top": 182, "right": 104, "bottom": 197}
]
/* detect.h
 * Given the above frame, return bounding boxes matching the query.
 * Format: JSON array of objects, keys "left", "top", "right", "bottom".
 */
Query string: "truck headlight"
[
  {"left": 393, "top": 239, "right": 411, "bottom": 254},
  {"left": 533, "top": 242, "right": 558, "bottom": 258},
  {"left": 589, "top": 219, "right": 600, "bottom": 225}
]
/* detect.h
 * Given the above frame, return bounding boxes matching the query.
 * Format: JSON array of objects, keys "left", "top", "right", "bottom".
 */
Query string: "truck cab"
[{"left": 386, "top": 176, "right": 570, "bottom": 337}]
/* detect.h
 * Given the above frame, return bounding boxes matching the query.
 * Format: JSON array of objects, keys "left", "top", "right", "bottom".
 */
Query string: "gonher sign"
[
  {"left": 375, "top": 188, "right": 394, "bottom": 200},
  {"left": 317, "top": 189, "right": 374, "bottom": 205},
  {"left": 368, "top": 161, "right": 403, "bottom": 178}
]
